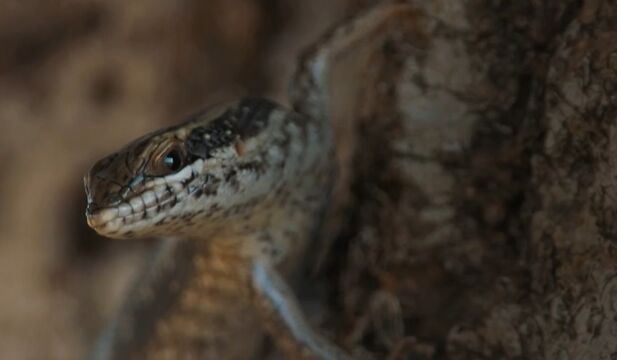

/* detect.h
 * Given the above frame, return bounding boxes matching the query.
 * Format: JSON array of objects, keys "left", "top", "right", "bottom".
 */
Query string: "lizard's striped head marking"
[{"left": 84, "top": 97, "right": 284, "bottom": 239}]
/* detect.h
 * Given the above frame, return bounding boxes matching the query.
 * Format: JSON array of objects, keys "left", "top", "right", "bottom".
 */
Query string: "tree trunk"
[{"left": 316, "top": 1, "right": 617, "bottom": 359}]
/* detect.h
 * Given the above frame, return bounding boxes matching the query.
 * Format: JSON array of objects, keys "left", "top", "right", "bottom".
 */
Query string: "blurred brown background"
[{"left": 0, "top": 1, "right": 378, "bottom": 358}]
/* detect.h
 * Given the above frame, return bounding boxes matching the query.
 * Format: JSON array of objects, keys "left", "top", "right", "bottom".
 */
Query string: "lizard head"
[{"left": 84, "top": 98, "right": 294, "bottom": 239}]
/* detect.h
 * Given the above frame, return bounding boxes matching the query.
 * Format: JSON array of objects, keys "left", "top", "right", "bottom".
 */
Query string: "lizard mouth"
[
  {"left": 86, "top": 185, "right": 174, "bottom": 231},
  {"left": 85, "top": 159, "right": 206, "bottom": 238},
  {"left": 86, "top": 183, "right": 198, "bottom": 237}
]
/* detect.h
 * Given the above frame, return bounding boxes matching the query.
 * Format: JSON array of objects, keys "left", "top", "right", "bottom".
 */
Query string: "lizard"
[{"left": 84, "top": 3, "right": 415, "bottom": 359}]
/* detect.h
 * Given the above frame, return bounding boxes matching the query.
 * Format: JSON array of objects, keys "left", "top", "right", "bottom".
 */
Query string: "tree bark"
[{"left": 312, "top": 1, "right": 617, "bottom": 359}]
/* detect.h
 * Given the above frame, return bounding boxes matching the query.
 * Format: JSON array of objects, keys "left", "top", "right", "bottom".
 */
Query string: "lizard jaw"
[{"left": 85, "top": 160, "right": 206, "bottom": 238}]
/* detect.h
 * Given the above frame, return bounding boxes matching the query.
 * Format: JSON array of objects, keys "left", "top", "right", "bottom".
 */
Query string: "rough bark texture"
[
  {"left": 2, "top": 0, "right": 616, "bottom": 359},
  {"left": 316, "top": 0, "right": 617, "bottom": 359}
]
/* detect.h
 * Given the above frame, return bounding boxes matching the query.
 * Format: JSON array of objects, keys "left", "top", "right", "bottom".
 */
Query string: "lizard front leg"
[{"left": 251, "top": 261, "right": 351, "bottom": 360}]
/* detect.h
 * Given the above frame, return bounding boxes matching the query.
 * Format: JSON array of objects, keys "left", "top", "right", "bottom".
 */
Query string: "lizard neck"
[{"left": 181, "top": 106, "right": 336, "bottom": 267}]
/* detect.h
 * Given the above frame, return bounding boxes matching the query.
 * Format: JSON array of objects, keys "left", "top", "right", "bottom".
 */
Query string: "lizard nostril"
[
  {"left": 84, "top": 171, "right": 125, "bottom": 212},
  {"left": 85, "top": 202, "right": 99, "bottom": 214}
]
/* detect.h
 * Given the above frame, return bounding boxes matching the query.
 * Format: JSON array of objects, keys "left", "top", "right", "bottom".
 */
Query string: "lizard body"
[
  {"left": 85, "top": 4, "right": 415, "bottom": 359},
  {"left": 87, "top": 98, "right": 336, "bottom": 359}
]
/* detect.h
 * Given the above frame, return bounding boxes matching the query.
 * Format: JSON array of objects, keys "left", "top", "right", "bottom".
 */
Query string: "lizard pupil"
[{"left": 163, "top": 150, "right": 183, "bottom": 171}]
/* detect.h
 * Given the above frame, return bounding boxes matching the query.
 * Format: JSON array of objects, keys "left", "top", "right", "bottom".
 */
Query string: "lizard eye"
[
  {"left": 163, "top": 149, "right": 184, "bottom": 171},
  {"left": 151, "top": 146, "right": 185, "bottom": 175}
]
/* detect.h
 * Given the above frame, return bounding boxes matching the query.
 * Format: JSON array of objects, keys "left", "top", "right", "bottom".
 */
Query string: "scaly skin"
[{"left": 84, "top": 3, "right": 416, "bottom": 359}]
